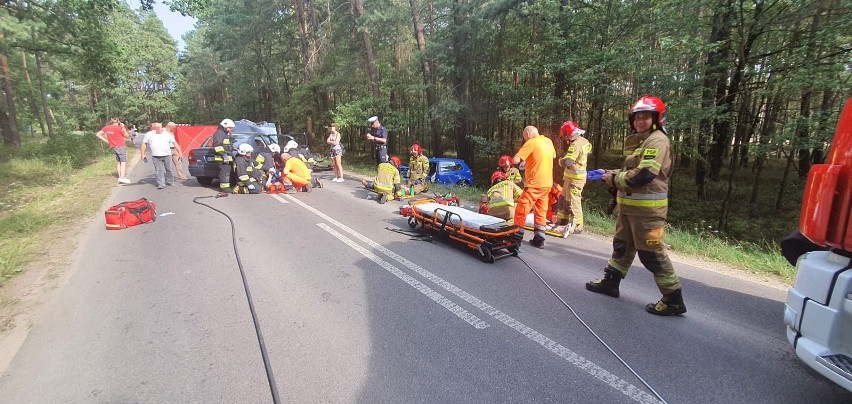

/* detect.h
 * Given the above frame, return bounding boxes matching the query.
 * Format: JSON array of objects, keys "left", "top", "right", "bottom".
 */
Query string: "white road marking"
[
  {"left": 270, "top": 194, "right": 289, "bottom": 204},
  {"left": 317, "top": 223, "right": 488, "bottom": 329},
  {"left": 281, "top": 194, "right": 660, "bottom": 404}
]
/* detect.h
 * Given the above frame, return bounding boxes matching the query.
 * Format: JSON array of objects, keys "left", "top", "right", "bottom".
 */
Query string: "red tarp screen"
[{"left": 174, "top": 125, "right": 217, "bottom": 156}]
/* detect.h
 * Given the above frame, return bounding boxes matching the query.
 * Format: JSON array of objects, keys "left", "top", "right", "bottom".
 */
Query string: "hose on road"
[
  {"left": 516, "top": 255, "right": 669, "bottom": 404},
  {"left": 193, "top": 195, "right": 281, "bottom": 404}
]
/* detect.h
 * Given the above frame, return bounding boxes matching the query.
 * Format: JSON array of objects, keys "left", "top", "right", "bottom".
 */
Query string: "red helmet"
[
  {"left": 410, "top": 143, "right": 422, "bottom": 155},
  {"left": 389, "top": 156, "right": 401, "bottom": 168},
  {"left": 491, "top": 170, "right": 506, "bottom": 184},
  {"left": 559, "top": 121, "right": 585, "bottom": 140},
  {"left": 499, "top": 155, "right": 512, "bottom": 168},
  {"left": 629, "top": 95, "right": 667, "bottom": 133}
]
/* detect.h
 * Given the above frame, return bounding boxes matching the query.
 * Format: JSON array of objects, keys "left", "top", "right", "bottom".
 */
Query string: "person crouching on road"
[
  {"left": 232, "top": 144, "right": 262, "bottom": 194},
  {"left": 212, "top": 119, "right": 236, "bottom": 193},
  {"left": 281, "top": 143, "right": 321, "bottom": 192},
  {"left": 407, "top": 143, "right": 430, "bottom": 194},
  {"left": 265, "top": 143, "right": 286, "bottom": 193},
  {"left": 586, "top": 95, "right": 686, "bottom": 316},
  {"left": 140, "top": 122, "right": 178, "bottom": 189},
  {"left": 499, "top": 154, "right": 523, "bottom": 188},
  {"left": 551, "top": 120, "right": 592, "bottom": 236},
  {"left": 361, "top": 155, "right": 402, "bottom": 204},
  {"left": 481, "top": 170, "right": 522, "bottom": 221},
  {"left": 512, "top": 126, "right": 557, "bottom": 249}
]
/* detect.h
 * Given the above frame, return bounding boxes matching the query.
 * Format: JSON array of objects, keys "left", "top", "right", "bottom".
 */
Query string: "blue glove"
[{"left": 587, "top": 169, "right": 606, "bottom": 182}]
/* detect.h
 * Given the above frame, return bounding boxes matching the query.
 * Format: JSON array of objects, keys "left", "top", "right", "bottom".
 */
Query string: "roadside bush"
[{"left": 0, "top": 132, "right": 107, "bottom": 169}]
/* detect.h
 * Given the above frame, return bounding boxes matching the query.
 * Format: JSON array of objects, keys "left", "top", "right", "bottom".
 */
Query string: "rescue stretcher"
[
  {"left": 407, "top": 198, "right": 521, "bottom": 263},
  {"left": 524, "top": 213, "right": 571, "bottom": 238}
]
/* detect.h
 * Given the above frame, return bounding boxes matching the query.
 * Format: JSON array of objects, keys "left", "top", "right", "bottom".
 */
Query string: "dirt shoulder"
[{"left": 0, "top": 154, "right": 140, "bottom": 373}]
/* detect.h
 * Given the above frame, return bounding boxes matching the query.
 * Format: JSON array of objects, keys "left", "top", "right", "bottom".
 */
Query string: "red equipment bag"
[{"left": 105, "top": 198, "right": 157, "bottom": 230}]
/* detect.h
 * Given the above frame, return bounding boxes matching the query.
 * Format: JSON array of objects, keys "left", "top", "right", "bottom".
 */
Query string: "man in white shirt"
[{"left": 140, "top": 122, "right": 177, "bottom": 189}]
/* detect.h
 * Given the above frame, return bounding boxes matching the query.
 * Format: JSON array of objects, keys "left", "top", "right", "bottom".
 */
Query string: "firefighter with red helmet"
[
  {"left": 480, "top": 170, "right": 522, "bottom": 220},
  {"left": 407, "top": 143, "right": 430, "bottom": 194},
  {"left": 586, "top": 96, "right": 686, "bottom": 316},
  {"left": 499, "top": 155, "right": 523, "bottom": 187},
  {"left": 361, "top": 155, "right": 403, "bottom": 204},
  {"left": 550, "top": 121, "right": 592, "bottom": 236}
]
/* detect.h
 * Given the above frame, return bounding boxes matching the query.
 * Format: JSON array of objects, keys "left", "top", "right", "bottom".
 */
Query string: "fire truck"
[{"left": 782, "top": 96, "right": 852, "bottom": 392}]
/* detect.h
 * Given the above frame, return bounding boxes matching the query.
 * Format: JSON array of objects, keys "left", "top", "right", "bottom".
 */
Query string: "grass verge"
[{"left": 0, "top": 155, "right": 117, "bottom": 285}]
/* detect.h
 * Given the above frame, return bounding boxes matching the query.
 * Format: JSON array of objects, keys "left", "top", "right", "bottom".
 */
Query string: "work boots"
[
  {"left": 645, "top": 288, "right": 687, "bottom": 316},
  {"left": 585, "top": 267, "right": 622, "bottom": 298}
]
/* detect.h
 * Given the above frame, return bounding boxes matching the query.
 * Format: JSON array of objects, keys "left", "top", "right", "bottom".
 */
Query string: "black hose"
[
  {"left": 516, "top": 255, "right": 668, "bottom": 404},
  {"left": 193, "top": 195, "right": 281, "bottom": 404}
]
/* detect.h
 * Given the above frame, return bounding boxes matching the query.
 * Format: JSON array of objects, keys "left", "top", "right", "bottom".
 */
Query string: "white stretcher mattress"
[{"left": 415, "top": 203, "right": 506, "bottom": 228}]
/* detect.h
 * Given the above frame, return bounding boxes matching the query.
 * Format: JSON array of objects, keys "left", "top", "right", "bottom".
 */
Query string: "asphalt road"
[{"left": 0, "top": 164, "right": 850, "bottom": 403}]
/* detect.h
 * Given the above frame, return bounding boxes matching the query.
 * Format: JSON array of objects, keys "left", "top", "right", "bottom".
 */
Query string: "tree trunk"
[
  {"left": 451, "top": 0, "right": 472, "bottom": 163},
  {"left": 408, "top": 0, "right": 442, "bottom": 157},
  {"left": 796, "top": 9, "right": 823, "bottom": 178},
  {"left": 0, "top": 42, "right": 21, "bottom": 147},
  {"left": 749, "top": 91, "right": 780, "bottom": 218},
  {"left": 34, "top": 50, "right": 53, "bottom": 139},
  {"left": 776, "top": 146, "right": 796, "bottom": 211},
  {"left": 697, "top": 1, "right": 733, "bottom": 198},
  {"left": 21, "top": 51, "right": 45, "bottom": 137},
  {"left": 350, "top": 0, "right": 380, "bottom": 98}
]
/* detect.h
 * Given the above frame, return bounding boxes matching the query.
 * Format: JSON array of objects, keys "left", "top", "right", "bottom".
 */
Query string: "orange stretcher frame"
[{"left": 407, "top": 198, "right": 521, "bottom": 263}]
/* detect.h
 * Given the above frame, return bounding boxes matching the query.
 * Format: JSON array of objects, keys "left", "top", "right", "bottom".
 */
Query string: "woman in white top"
[{"left": 326, "top": 123, "right": 345, "bottom": 182}]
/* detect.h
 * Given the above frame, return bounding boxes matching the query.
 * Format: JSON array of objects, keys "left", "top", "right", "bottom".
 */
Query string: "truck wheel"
[{"left": 196, "top": 176, "right": 213, "bottom": 186}]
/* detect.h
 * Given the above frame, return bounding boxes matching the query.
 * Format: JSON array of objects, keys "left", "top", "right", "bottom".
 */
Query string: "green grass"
[{"left": 0, "top": 153, "right": 117, "bottom": 284}]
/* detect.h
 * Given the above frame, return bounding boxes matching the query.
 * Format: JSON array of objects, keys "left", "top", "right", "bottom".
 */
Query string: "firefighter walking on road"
[
  {"left": 586, "top": 96, "right": 686, "bottom": 316},
  {"left": 551, "top": 121, "right": 592, "bottom": 236},
  {"left": 212, "top": 119, "right": 236, "bottom": 192}
]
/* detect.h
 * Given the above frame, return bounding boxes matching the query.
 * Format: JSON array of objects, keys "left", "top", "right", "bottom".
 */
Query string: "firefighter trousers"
[
  {"left": 557, "top": 178, "right": 586, "bottom": 231},
  {"left": 607, "top": 212, "right": 681, "bottom": 294},
  {"left": 218, "top": 162, "right": 231, "bottom": 190}
]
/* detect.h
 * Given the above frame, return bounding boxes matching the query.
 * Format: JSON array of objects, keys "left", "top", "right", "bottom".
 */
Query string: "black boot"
[
  {"left": 529, "top": 235, "right": 545, "bottom": 249},
  {"left": 645, "top": 288, "right": 687, "bottom": 316},
  {"left": 585, "top": 267, "right": 622, "bottom": 298}
]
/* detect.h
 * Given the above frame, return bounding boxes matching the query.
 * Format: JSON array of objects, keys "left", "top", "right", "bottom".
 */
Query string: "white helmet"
[
  {"left": 220, "top": 119, "right": 236, "bottom": 128},
  {"left": 237, "top": 143, "right": 254, "bottom": 156},
  {"left": 268, "top": 143, "right": 281, "bottom": 153},
  {"left": 282, "top": 140, "right": 299, "bottom": 153}
]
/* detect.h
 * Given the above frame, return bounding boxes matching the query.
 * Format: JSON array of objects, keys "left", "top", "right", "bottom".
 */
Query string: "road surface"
[{"left": 0, "top": 165, "right": 849, "bottom": 403}]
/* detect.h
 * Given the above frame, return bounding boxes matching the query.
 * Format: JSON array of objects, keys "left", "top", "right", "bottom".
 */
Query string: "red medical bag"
[{"left": 105, "top": 198, "right": 157, "bottom": 230}]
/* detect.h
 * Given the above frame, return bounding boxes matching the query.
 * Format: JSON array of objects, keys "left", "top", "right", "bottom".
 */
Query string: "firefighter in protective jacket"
[
  {"left": 586, "top": 96, "right": 686, "bottom": 316},
  {"left": 551, "top": 121, "right": 592, "bottom": 235},
  {"left": 361, "top": 155, "right": 403, "bottom": 204},
  {"left": 499, "top": 155, "right": 523, "bottom": 187},
  {"left": 407, "top": 143, "right": 430, "bottom": 194},
  {"left": 481, "top": 170, "right": 522, "bottom": 221},
  {"left": 212, "top": 119, "right": 236, "bottom": 192},
  {"left": 233, "top": 144, "right": 261, "bottom": 194}
]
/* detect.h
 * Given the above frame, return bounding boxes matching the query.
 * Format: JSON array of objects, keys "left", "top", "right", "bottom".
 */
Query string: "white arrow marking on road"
[
  {"left": 281, "top": 194, "right": 661, "bottom": 404},
  {"left": 317, "top": 223, "right": 489, "bottom": 329}
]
